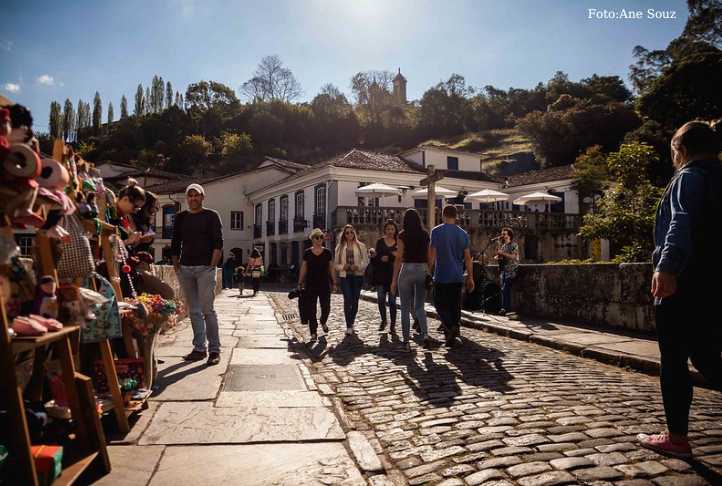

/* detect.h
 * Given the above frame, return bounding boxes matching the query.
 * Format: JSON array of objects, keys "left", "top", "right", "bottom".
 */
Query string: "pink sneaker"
[{"left": 638, "top": 432, "right": 692, "bottom": 458}]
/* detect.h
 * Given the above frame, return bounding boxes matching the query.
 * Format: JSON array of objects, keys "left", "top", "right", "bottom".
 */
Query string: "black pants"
[
  {"left": 656, "top": 291, "right": 722, "bottom": 435},
  {"left": 433, "top": 282, "right": 463, "bottom": 335},
  {"left": 251, "top": 277, "right": 260, "bottom": 293},
  {"left": 304, "top": 286, "right": 331, "bottom": 334}
]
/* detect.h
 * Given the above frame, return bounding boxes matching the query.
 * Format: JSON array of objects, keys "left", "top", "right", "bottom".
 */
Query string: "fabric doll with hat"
[{"left": 0, "top": 104, "right": 43, "bottom": 227}]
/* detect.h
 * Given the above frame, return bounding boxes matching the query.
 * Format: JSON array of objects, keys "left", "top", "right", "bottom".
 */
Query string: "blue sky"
[{"left": 1, "top": 0, "right": 687, "bottom": 133}]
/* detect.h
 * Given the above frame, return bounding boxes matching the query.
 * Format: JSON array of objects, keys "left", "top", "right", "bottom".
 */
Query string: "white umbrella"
[
  {"left": 411, "top": 185, "right": 458, "bottom": 199},
  {"left": 465, "top": 189, "right": 510, "bottom": 204},
  {"left": 512, "top": 191, "right": 561, "bottom": 205},
  {"left": 355, "top": 182, "right": 402, "bottom": 197}
]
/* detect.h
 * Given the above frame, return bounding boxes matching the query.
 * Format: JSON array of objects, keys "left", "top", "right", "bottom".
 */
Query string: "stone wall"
[
  {"left": 151, "top": 265, "right": 223, "bottom": 318},
  {"left": 492, "top": 263, "right": 655, "bottom": 333}
]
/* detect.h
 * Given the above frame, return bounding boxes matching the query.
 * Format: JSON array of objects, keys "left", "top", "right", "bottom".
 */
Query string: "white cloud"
[
  {"left": 37, "top": 74, "right": 55, "bottom": 86},
  {"left": 3, "top": 83, "right": 20, "bottom": 93}
]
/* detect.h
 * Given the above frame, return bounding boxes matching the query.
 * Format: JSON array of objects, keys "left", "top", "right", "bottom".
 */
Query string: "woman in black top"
[
  {"left": 391, "top": 209, "right": 431, "bottom": 351},
  {"left": 298, "top": 228, "right": 337, "bottom": 341},
  {"left": 372, "top": 220, "right": 398, "bottom": 332}
]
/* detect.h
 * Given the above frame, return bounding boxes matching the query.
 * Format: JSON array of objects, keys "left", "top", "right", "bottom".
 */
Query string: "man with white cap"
[{"left": 171, "top": 183, "right": 224, "bottom": 365}]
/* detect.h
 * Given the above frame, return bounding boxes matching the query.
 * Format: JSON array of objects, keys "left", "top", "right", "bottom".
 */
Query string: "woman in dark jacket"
[{"left": 372, "top": 220, "right": 398, "bottom": 332}]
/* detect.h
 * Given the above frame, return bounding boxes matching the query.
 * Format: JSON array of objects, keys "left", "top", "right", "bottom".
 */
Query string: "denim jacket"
[{"left": 652, "top": 159, "right": 721, "bottom": 277}]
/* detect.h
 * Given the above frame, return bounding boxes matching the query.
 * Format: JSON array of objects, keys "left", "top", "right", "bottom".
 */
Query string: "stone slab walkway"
[{"left": 95, "top": 290, "right": 368, "bottom": 485}]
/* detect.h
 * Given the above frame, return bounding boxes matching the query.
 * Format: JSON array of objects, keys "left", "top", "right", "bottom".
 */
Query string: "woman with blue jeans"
[
  {"left": 495, "top": 227, "right": 519, "bottom": 315},
  {"left": 391, "top": 209, "right": 431, "bottom": 352},
  {"left": 372, "top": 220, "right": 398, "bottom": 332},
  {"left": 334, "top": 225, "right": 368, "bottom": 335}
]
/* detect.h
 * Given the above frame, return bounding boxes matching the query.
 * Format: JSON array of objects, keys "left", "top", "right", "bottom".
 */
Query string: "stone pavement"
[
  {"left": 271, "top": 291, "right": 722, "bottom": 486},
  {"left": 94, "top": 290, "right": 366, "bottom": 486}
]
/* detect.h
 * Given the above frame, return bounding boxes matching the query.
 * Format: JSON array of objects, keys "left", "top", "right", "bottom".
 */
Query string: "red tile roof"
[
  {"left": 504, "top": 164, "right": 575, "bottom": 187},
  {"left": 322, "top": 149, "right": 423, "bottom": 173}
]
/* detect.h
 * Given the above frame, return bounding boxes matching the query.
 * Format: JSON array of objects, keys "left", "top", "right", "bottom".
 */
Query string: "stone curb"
[{"left": 359, "top": 292, "right": 664, "bottom": 378}]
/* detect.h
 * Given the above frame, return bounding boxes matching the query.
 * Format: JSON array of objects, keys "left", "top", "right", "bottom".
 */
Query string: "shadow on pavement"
[{"left": 152, "top": 359, "right": 213, "bottom": 397}]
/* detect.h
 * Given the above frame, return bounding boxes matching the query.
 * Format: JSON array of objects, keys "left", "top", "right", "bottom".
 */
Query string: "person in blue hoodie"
[{"left": 638, "top": 120, "right": 722, "bottom": 458}]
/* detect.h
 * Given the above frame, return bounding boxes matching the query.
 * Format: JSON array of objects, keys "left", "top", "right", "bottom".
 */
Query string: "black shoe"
[
  {"left": 321, "top": 323, "right": 329, "bottom": 334},
  {"left": 183, "top": 350, "right": 207, "bottom": 361},
  {"left": 207, "top": 352, "right": 220, "bottom": 366},
  {"left": 379, "top": 320, "right": 387, "bottom": 332}
]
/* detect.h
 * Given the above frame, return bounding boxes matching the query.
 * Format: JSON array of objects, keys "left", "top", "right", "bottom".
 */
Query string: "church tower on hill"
[{"left": 393, "top": 68, "right": 407, "bottom": 105}]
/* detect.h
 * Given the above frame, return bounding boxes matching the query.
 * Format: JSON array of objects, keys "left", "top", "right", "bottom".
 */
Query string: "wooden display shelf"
[
  {"left": 53, "top": 451, "right": 99, "bottom": 486},
  {"left": 11, "top": 326, "right": 81, "bottom": 353}
]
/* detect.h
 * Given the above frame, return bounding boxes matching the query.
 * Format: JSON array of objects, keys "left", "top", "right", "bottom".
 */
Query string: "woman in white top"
[{"left": 334, "top": 224, "right": 368, "bottom": 335}]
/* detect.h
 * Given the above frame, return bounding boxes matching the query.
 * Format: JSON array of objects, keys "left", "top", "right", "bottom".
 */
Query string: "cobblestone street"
[{"left": 271, "top": 291, "right": 722, "bottom": 486}]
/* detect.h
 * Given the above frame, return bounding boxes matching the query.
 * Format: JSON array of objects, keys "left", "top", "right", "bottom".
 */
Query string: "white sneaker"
[{"left": 345, "top": 328, "right": 354, "bottom": 336}]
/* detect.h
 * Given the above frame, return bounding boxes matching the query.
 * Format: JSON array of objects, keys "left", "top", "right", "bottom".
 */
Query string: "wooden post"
[{"left": 420, "top": 165, "right": 444, "bottom": 230}]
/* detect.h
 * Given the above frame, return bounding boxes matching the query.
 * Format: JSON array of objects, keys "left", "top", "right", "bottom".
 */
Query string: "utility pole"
[{"left": 420, "top": 165, "right": 445, "bottom": 229}]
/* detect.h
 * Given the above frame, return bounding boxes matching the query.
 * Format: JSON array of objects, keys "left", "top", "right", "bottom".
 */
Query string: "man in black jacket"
[{"left": 171, "top": 183, "right": 224, "bottom": 366}]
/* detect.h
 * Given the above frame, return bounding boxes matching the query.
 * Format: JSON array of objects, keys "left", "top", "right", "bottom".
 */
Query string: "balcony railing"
[
  {"left": 293, "top": 218, "right": 308, "bottom": 233},
  {"left": 253, "top": 224, "right": 262, "bottom": 239},
  {"left": 278, "top": 219, "right": 288, "bottom": 235},
  {"left": 266, "top": 220, "right": 275, "bottom": 236},
  {"left": 333, "top": 206, "right": 581, "bottom": 233},
  {"left": 312, "top": 213, "right": 325, "bottom": 230}
]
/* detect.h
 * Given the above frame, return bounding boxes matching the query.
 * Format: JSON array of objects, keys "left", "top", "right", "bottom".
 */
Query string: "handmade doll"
[
  {"left": 35, "top": 158, "right": 73, "bottom": 239},
  {"left": 0, "top": 105, "right": 43, "bottom": 227},
  {"left": 33, "top": 275, "right": 59, "bottom": 319}
]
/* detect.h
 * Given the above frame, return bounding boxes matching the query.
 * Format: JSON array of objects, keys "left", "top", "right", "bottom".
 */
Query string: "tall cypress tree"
[
  {"left": 107, "top": 102, "right": 114, "bottom": 130},
  {"left": 76, "top": 99, "right": 86, "bottom": 140},
  {"left": 145, "top": 86, "right": 151, "bottom": 115},
  {"left": 134, "top": 84, "right": 144, "bottom": 116},
  {"left": 49, "top": 101, "right": 62, "bottom": 139},
  {"left": 120, "top": 95, "right": 128, "bottom": 119},
  {"left": 92, "top": 92, "right": 102, "bottom": 135},
  {"left": 62, "top": 98, "right": 75, "bottom": 141},
  {"left": 166, "top": 81, "right": 173, "bottom": 110}
]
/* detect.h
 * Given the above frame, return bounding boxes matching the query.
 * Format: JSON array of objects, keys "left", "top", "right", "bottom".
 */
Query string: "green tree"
[
  {"left": 572, "top": 145, "right": 608, "bottom": 214},
  {"left": 62, "top": 98, "right": 75, "bottom": 141},
  {"left": 107, "top": 102, "right": 114, "bottom": 130},
  {"left": 165, "top": 81, "right": 173, "bottom": 110},
  {"left": 220, "top": 131, "right": 253, "bottom": 158},
  {"left": 145, "top": 86, "right": 151, "bottom": 115},
  {"left": 579, "top": 143, "right": 664, "bottom": 262},
  {"left": 49, "top": 101, "right": 62, "bottom": 139},
  {"left": 419, "top": 74, "right": 474, "bottom": 137},
  {"left": 176, "top": 134, "right": 211, "bottom": 174},
  {"left": 120, "top": 95, "right": 129, "bottom": 119},
  {"left": 134, "top": 84, "right": 144, "bottom": 116},
  {"left": 92, "top": 92, "right": 102, "bottom": 135}
]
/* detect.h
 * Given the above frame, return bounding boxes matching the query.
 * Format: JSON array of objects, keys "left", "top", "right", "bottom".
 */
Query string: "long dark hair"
[
  {"left": 402, "top": 209, "right": 424, "bottom": 237},
  {"left": 382, "top": 219, "right": 398, "bottom": 238}
]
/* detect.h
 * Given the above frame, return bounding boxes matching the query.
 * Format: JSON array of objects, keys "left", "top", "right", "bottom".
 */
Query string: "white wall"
[{"left": 423, "top": 148, "right": 480, "bottom": 172}]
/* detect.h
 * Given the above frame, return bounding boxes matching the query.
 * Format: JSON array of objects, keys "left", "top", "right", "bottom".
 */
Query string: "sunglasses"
[{"left": 312, "top": 236, "right": 323, "bottom": 240}]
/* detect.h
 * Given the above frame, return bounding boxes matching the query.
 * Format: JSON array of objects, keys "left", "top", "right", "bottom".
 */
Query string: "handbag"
[
  {"left": 57, "top": 214, "right": 94, "bottom": 281},
  {"left": 81, "top": 273, "right": 122, "bottom": 343}
]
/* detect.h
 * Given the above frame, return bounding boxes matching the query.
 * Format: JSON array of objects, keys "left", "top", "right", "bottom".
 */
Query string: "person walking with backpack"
[
  {"left": 334, "top": 225, "right": 368, "bottom": 336},
  {"left": 429, "top": 205, "right": 475, "bottom": 347},
  {"left": 391, "top": 209, "right": 431, "bottom": 352},
  {"left": 171, "top": 183, "right": 224, "bottom": 366},
  {"left": 637, "top": 121, "right": 722, "bottom": 458},
  {"left": 373, "top": 220, "right": 399, "bottom": 333}
]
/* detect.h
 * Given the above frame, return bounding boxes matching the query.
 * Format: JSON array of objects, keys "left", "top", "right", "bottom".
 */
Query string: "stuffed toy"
[
  {"left": 0, "top": 105, "right": 43, "bottom": 227},
  {"left": 33, "top": 275, "right": 59, "bottom": 319},
  {"left": 35, "top": 158, "right": 73, "bottom": 239}
]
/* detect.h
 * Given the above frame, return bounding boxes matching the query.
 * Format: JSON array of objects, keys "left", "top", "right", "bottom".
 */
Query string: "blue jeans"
[
  {"left": 500, "top": 273, "right": 512, "bottom": 311},
  {"left": 340, "top": 276, "right": 364, "bottom": 328},
  {"left": 398, "top": 263, "right": 428, "bottom": 341},
  {"left": 376, "top": 285, "right": 396, "bottom": 326},
  {"left": 177, "top": 265, "right": 220, "bottom": 353}
]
